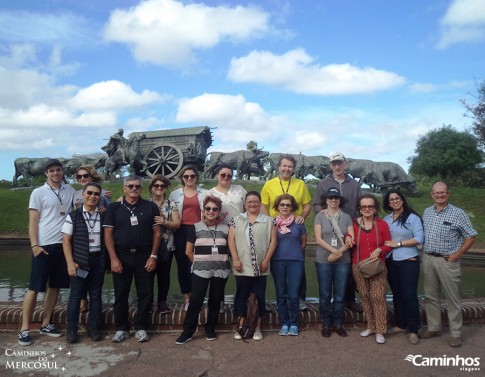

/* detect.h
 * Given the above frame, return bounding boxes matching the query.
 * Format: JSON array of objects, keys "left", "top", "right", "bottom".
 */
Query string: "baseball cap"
[
  {"left": 329, "top": 152, "right": 346, "bottom": 162},
  {"left": 45, "top": 158, "right": 63, "bottom": 171}
]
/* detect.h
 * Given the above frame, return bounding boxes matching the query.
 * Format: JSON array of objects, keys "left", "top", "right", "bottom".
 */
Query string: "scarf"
[{"left": 275, "top": 214, "right": 295, "bottom": 234}]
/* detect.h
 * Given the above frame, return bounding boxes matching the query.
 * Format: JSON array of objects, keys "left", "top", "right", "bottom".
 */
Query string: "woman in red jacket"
[{"left": 352, "top": 194, "right": 392, "bottom": 344}]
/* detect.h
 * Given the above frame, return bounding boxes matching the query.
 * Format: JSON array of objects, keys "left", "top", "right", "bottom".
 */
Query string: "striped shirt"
[
  {"left": 187, "top": 221, "right": 231, "bottom": 279},
  {"left": 423, "top": 204, "right": 477, "bottom": 256}
]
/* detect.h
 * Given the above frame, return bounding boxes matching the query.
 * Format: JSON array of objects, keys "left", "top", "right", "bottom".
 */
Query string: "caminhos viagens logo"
[{"left": 404, "top": 354, "right": 480, "bottom": 372}]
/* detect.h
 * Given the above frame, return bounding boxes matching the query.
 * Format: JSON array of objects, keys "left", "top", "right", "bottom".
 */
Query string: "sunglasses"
[
  {"left": 360, "top": 205, "right": 375, "bottom": 210},
  {"left": 220, "top": 173, "right": 232, "bottom": 179},
  {"left": 77, "top": 174, "right": 90, "bottom": 179},
  {"left": 183, "top": 174, "right": 197, "bottom": 179},
  {"left": 152, "top": 184, "right": 166, "bottom": 189},
  {"left": 85, "top": 191, "right": 101, "bottom": 197},
  {"left": 125, "top": 184, "right": 142, "bottom": 190},
  {"left": 204, "top": 206, "right": 220, "bottom": 212},
  {"left": 279, "top": 203, "right": 292, "bottom": 208}
]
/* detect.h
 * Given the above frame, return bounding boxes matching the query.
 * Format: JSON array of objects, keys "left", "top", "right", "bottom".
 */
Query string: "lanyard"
[
  {"left": 47, "top": 184, "right": 63, "bottom": 205},
  {"left": 279, "top": 177, "right": 291, "bottom": 194},
  {"left": 83, "top": 211, "right": 99, "bottom": 233},
  {"left": 207, "top": 224, "right": 217, "bottom": 246},
  {"left": 121, "top": 199, "right": 138, "bottom": 216}
]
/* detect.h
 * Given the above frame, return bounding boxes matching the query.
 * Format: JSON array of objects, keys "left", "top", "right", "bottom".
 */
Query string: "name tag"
[
  {"left": 331, "top": 237, "right": 338, "bottom": 247},
  {"left": 131, "top": 215, "right": 139, "bottom": 226},
  {"left": 211, "top": 246, "right": 219, "bottom": 255}
]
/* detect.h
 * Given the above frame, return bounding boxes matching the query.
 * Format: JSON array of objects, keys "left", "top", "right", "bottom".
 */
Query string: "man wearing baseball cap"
[{"left": 18, "top": 158, "right": 75, "bottom": 346}]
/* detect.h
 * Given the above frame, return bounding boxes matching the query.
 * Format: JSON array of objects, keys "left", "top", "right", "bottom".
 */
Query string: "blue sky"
[{"left": 1, "top": 0, "right": 484, "bottom": 181}]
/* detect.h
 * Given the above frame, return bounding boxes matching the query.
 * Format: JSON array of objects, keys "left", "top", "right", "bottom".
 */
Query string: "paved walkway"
[{"left": 1, "top": 324, "right": 484, "bottom": 377}]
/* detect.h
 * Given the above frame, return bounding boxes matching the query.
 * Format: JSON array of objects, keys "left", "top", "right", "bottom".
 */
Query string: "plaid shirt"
[{"left": 423, "top": 204, "right": 478, "bottom": 255}]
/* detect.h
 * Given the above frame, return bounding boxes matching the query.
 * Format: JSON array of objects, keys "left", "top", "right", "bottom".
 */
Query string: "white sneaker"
[
  {"left": 252, "top": 328, "right": 263, "bottom": 341},
  {"left": 135, "top": 330, "right": 149, "bottom": 342},
  {"left": 376, "top": 334, "right": 386, "bottom": 344},
  {"left": 234, "top": 332, "right": 242, "bottom": 340},
  {"left": 360, "top": 329, "right": 374, "bottom": 337},
  {"left": 112, "top": 331, "right": 129, "bottom": 343}
]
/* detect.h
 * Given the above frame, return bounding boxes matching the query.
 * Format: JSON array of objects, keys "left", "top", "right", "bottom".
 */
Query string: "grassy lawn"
[{"left": 1, "top": 179, "right": 483, "bottom": 247}]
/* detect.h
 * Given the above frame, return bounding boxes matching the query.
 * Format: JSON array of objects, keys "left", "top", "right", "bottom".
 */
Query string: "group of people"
[{"left": 18, "top": 152, "right": 477, "bottom": 350}]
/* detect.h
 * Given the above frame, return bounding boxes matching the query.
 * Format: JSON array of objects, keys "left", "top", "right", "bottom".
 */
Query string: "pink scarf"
[{"left": 275, "top": 214, "right": 295, "bottom": 234}]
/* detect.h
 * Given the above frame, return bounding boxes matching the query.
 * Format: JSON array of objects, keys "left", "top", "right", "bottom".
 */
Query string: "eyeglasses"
[
  {"left": 432, "top": 191, "right": 448, "bottom": 196},
  {"left": 360, "top": 205, "right": 375, "bottom": 210},
  {"left": 125, "top": 184, "right": 142, "bottom": 190},
  {"left": 183, "top": 174, "right": 197, "bottom": 179},
  {"left": 389, "top": 197, "right": 401, "bottom": 203},
  {"left": 85, "top": 191, "right": 101, "bottom": 197},
  {"left": 77, "top": 174, "right": 90, "bottom": 179},
  {"left": 327, "top": 196, "right": 340, "bottom": 200},
  {"left": 204, "top": 206, "right": 220, "bottom": 212},
  {"left": 152, "top": 184, "right": 166, "bottom": 189},
  {"left": 279, "top": 203, "right": 292, "bottom": 208},
  {"left": 220, "top": 173, "right": 232, "bottom": 179}
]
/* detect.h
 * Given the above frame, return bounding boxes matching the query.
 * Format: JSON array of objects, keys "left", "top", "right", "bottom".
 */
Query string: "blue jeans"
[
  {"left": 315, "top": 262, "right": 351, "bottom": 327},
  {"left": 271, "top": 260, "right": 304, "bottom": 327},
  {"left": 67, "top": 254, "right": 105, "bottom": 331},
  {"left": 386, "top": 256, "right": 420, "bottom": 334}
]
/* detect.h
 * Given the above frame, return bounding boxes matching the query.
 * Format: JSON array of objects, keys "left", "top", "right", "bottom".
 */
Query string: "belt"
[
  {"left": 89, "top": 251, "right": 101, "bottom": 257},
  {"left": 425, "top": 252, "right": 449, "bottom": 259}
]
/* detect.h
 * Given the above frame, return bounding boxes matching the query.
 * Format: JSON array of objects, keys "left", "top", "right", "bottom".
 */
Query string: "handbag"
[
  {"left": 356, "top": 218, "right": 385, "bottom": 279},
  {"left": 357, "top": 257, "right": 385, "bottom": 278}
]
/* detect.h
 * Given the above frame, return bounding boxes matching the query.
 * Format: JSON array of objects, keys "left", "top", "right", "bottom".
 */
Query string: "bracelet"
[
  {"left": 31, "top": 245, "right": 38, "bottom": 249},
  {"left": 150, "top": 254, "right": 158, "bottom": 260}
]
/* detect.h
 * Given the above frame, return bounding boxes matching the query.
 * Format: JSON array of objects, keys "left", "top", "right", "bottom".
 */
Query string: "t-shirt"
[
  {"left": 187, "top": 221, "right": 231, "bottom": 279},
  {"left": 29, "top": 183, "right": 75, "bottom": 245},
  {"left": 261, "top": 177, "right": 311, "bottom": 217},
  {"left": 271, "top": 221, "right": 306, "bottom": 261},
  {"left": 314, "top": 211, "right": 352, "bottom": 264}
]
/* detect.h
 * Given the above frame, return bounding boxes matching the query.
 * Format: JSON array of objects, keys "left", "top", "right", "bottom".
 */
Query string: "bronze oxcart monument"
[{"left": 102, "top": 126, "right": 213, "bottom": 179}]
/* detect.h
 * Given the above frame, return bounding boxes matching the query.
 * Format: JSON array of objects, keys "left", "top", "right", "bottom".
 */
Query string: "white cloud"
[
  {"left": 438, "top": 0, "right": 485, "bottom": 48},
  {"left": 103, "top": 0, "right": 269, "bottom": 67},
  {"left": 409, "top": 83, "right": 437, "bottom": 93},
  {"left": 69, "top": 80, "right": 165, "bottom": 111},
  {"left": 228, "top": 49, "right": 406, "bottom": 95}
]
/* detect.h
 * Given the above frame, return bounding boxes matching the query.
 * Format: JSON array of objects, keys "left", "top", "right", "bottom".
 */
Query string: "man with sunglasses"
[
  {"left": 103, "top": 175, "right": 162, "bottom": 343},
  {"left": 62, "top": 182, "right": 106, "bottom": 343},
  {"left": 18, "top": 159, "right": 75, "bottom": 346}
]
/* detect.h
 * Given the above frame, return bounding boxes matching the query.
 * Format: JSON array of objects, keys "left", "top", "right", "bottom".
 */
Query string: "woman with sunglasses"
[
  {"left": 206, "top": 164, "right": 247, "bottom": 225},
  {"left": 383, "top": 189, "right": 424, "bottom": 345},
  {"left": 175, "top": 195, "right": 231, "bottom": 344},
  {"left": 169, "top": 165, "right": 207, "bottom": 310},
  {"left": 228, "top": 191, "right": 277, "bottom": 341},
  {"left": 73, "top": 165, "right": 112, "bottom": 313},
  {"left": 352, "top": 194, "right": 392, "bottom": 344},
  {"left": 314, "top": 188, "right": 354, "bottom": 338},
  {"left": 270, "top": 194, "right": 307, "bottom": 337},
  {"left": 148, "top": 175, "right": 181, "bottom": 314},
  {"left": 73, "top": 165, "right": 112, "bottom": 212}
]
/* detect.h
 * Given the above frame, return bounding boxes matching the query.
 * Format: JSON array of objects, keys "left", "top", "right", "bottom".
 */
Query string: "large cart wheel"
[{"left": 144, "top": 143, "right": 184, "bottom": 178}]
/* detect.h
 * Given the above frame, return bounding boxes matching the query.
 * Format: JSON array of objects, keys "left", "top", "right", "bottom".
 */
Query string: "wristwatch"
[
  {"left": 150, "top": 254, "right": 158, "bottom": 260},
  {"left": 397, "top": 242, "right": 402, "bottom": 248}
]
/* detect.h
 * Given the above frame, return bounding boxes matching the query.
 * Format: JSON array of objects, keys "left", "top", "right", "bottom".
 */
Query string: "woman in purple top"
[{"left": 270, "top": 194, "right": 307, "bottom": 336}]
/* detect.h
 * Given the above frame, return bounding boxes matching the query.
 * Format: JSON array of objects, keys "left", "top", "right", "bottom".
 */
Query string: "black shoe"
[
  {"left": 334, "top": 326, "right": 348, "bottom": 337},
  {"left": 321, "top": 326, "right": 332, "bottom": 338},
  {"left": 89, "top": 329, "right": 103, "bottom": 341},
  {"left": 206, "top": 330, "right": 217, "bottom": 341},
  {"left": 66, "top": 329, "right": 78, "bottom": 343},
  {"left": 175, "top": 333, "right": 192, "bottom": 345}
]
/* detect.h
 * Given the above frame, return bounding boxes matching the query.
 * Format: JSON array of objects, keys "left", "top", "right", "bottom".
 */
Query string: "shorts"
[{"left": 28, "top": 243, "right": 70, "bottom": 292}]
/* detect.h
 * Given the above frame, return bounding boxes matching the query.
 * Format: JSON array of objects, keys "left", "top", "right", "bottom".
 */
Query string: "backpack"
[{"left": 237, "top": 293, "right": 259, "bottom": 341}]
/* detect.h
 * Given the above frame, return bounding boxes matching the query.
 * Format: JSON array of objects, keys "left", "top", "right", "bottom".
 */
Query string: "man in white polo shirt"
[{"left": 18, "top": 159, "right": 75, "bottom": 346}]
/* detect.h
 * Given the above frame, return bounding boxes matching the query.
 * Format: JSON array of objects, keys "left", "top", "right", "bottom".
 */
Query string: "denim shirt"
[
  {"left": 168, "top": 186, "right": 207, "bottom": 216},
  {"left": 383, "top": 212, "right": 424, "bottom": 261}
]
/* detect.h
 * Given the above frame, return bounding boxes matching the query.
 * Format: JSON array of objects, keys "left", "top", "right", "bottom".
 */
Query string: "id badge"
[
  {"left": 331, "top": 237, "right": 338, "bottom": 247},
  {"left": 211, "top": 246, "right": 218, "bottom": 255},
  {"left": 130, "top": 215, "right": 139, "bottom": 226},
  {"left": 89, "top": 238, "right": 95, "bottom": 244}
]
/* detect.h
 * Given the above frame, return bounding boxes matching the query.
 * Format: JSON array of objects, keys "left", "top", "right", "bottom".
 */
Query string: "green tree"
[
  {"left": 408, "top": 125, "right": 483, "bottom": 182},
  {"left": 246, "top": 140, "right": 258, "bottom": 151},
  {"left": 462, "top": 79, "right": 485, "bottom": 148}
]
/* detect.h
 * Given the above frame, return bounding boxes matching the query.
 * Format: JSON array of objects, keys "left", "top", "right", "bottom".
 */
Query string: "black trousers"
[
  {"left": 183, "top": 274, "right": 227, "bottom": 335},
  {"left": 113, "top": 249, "right": 154, "bottom": 331}
]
